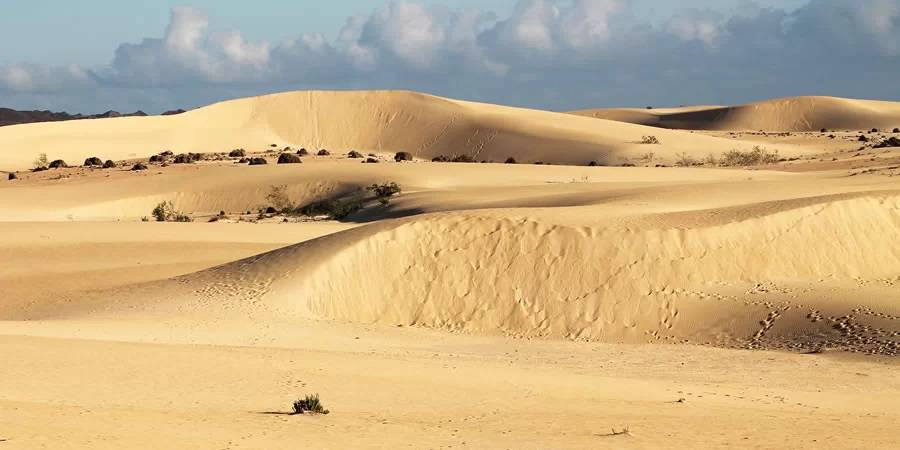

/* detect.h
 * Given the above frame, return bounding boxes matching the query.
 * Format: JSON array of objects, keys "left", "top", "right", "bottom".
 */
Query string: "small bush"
[
  {"left": 675, "top": 153, "right": 696, "bottom": 167},
  {"left": 394, "top": 151, "right": 413, "bottom": 162},
  {"left": 277, "top": 153, "right": 303, "bottom": 164},
  {"left": 299, "top": 196, "right": 365, "bottom": 220},
  {"left": 131, "top": 163, "right": 148, "bottom": 171},
  {"left": 317, "top": 149, "right": 330, "bottom": 156},
  {"left": 367, "top": 182, "right": 402, "bottom": 205},
  {"left": 266, "top": 185, "right": 293, "bottom": 212},
  {"left": 505, "top": 157, "right": 517, "bottom": 164},
  {"left": 640, "top": 135, "right": 661, "bottom": 145},
  {"left": 33, "top": 153, "right": 49, "bottom": 170},
  {"left": 248, "top": 157, "right": 268, "bottom": 165},
  {"left": 347, "top": 150, "right": 364, "bottom": 159},
  {"left": 151, "top": 201, "right": 192, "bottom": 222},
  {"left": 48, "top": 159, "right": 68, "bottom": 169},
  {"left": 718, "top": 147, "right": 780, "bottom": 166},
  {"left": 84, "top": 157, "right": 103, "bottom": 167},
  {"left": 103, "top": 160, "right": 117, "bottom": 169},
  {"left": 229, "top": 149, "right": 246, "bottom": 158},
  {"left": 292, "top": 394, "right": 329, "bottom": 415},
  {"left": 432, "top": 154, "right": 475, "bottom": 163}
]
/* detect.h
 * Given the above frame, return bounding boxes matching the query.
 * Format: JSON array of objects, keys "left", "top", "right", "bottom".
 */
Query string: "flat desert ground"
[{"left": 1, "top": 91, "right": 899, "bottom": 449}]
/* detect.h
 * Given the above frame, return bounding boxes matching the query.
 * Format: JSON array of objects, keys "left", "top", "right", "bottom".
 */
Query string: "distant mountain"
[{"left": 0, "top": 107, "right": 181, "bottom": 127}]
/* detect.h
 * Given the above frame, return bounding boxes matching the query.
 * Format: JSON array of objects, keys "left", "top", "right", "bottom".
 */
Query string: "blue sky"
[{"left": 0, "top": 0, "right": 894, "bottom": 113}]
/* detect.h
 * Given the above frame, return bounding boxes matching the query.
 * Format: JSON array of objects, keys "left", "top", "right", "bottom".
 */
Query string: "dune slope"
[
  {"left": 0, "top": 90, "right": 798, "bottom": 171},
  {"left": 572, "top": 96, "right": 900, "bottom": 132}
]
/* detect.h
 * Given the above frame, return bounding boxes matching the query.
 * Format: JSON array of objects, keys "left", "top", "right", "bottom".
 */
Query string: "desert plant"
[
  {"left": 174, "top": 153, "right": 202, "bottom": 164},
  {"left": 703, "top": 153, "right": 718, "bottom": 165},
  {"left": 639, "top": 152, "right": 655, "bottom": 163},
  {"left": 33, "top": 153, "right": 49, "bottom": 170},
  {"left": 292, "top": 394, "right": 329, "bottom": 415},
  {"left": 367, "top": 182, "right": 402, "bottom": 205},
  {"left": 675, "top": 152, "right": 696, "bottom": 167},
  {"left": 640, "top": 135, "right": 660, "bottom": 145},
  {"left": 394, "top": 151, "right": 413, "bottom": 162},
  {"left": 432, "top": 154, "right": 476, "bottom": 163},
  {"left": 84, "top": 156, "right": 103, "bottom": 167},
  {"left": 151, "top": 201, "right": 192, "bottom": 222},
  {"left": 266, "top": 185, "right": 293, "bottom": 212},
  {"left": 277, "top": 153, "right": 302, "bottom": 164},
  {"left": 718, "top": 146, "right": 780, "bottom": 166},
  {"left": 228, "top": 149, "right": 246, "bottom": 158}
]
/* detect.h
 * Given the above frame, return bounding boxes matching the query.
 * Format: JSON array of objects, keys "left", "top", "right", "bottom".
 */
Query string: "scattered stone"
[
  {"left": 84, "top": 156, "right": 103, "bottom": 167},
  {"left": 277, "top": 153, "right": 303, "bottom": 164}
]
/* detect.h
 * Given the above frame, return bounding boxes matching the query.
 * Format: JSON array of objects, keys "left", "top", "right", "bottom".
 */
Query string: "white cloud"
[{"left": 2, "top": 0, "right": 899, "bottom": 111}]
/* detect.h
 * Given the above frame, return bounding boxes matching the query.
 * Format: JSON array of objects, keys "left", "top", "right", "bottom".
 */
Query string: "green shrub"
[
  {"left": 640, "top": 135, "right": 660, "bottom": 145},
  {"left": 719, "top": 146, "right": 780, "bottom": 166},
  {"left": 367, "top": 182, "right": 401, "bottom": 205},
  {"left": 292, "top": 394, "right": 329, "bottom": 415},
  {"left": 151, "top": 201, "right": 192, "bottom": 222},
  {"left": 675, "top": 153, "right": 696, "bottom": 167}
]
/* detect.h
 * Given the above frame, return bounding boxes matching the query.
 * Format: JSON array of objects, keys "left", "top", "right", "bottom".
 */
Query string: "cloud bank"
[{"left": 2, "top": 0, "right": 899, "bottom": 112}]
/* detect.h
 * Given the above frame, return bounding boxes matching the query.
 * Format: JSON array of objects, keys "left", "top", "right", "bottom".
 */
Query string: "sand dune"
[
  {"left": 0, "top": 90, "right": 807, "bottom": 171},
  {"left": 572, "top": 96, "right": 900, "bottom": 131},
  {"left": 3, "top": 90, "right": 900, "bottom": 449}
]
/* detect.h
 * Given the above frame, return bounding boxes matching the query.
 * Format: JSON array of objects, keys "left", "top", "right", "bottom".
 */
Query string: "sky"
[{"left": 0, "top": 0, "right": 895, "bottom": 113}]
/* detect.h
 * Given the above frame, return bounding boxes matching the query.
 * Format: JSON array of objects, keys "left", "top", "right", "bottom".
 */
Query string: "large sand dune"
[
  {"left": 572, "top": 96, "right": 900, "bottom": 131},
  {"left": 0, "top": 90, "right": 805, "bottom": 171}
]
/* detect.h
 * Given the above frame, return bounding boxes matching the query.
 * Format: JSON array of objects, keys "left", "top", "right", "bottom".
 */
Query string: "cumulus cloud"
[{"left": 1, "top": 0, "right": 899, "bottom": 112}]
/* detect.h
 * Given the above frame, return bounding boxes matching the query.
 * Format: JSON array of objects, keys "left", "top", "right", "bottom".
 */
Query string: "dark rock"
[
  {"left": 278, "top": 153, "right": 303, "bottom": 164},
  {"left": 317, "top": 149, "right": 330, "bottom": 156},
  {"left": 48, "top": 159, "right": 68, "bottom": 169},
  {"left": 84, "top": 156, "right": 103, "bottom": 167},
  {"left": 347, "top": 150, "right": 364, "bottom": 159},
  {"left": 131, "top": 163, "right": 148, "bottom": 171},
  {"left": 102, "top": 160, "right": 116, "bottom": 169},
  {"left": 248, "top": 157, "right": 268, "bottom": 165},
  {"left": 7, "top": 172, "right": 17, "bottom": 180},
  {"left": 394, "top": 152, "right": 413, "bottom": 162}
]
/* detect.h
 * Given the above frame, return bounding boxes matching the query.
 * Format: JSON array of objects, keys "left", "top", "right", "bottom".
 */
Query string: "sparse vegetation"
[
  {"left": 718, "top": 146, "right": 780, "bottom": 166},
  {"left": 151, "top": 201, "right": 192, "bottom": 222},
  {"left": 394, "top": 151, "right": 413, "bottom": 162},
  {"left": 292, "top": 394, "right": 329, "bottom": 415},
  {"left": 265, "top": 185, "right": 293, "bottom": 212},
  {"left": 367, "top": 182, "right": 402, "bottom": 205},
  {"left": 432, "top": 154, "right": 476, "bottom": 163},
  {"left": 675, "top": 152, "right": 696, "bottom": 167},
  {"left": 33, "top": 153, "right": 49, "bottom": 170},
  {"left": 640, "top": 135, "right": 660, "bottom": 145},
  {"left": 277, "top": 153, "right": 303, "bottom": 164}
]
